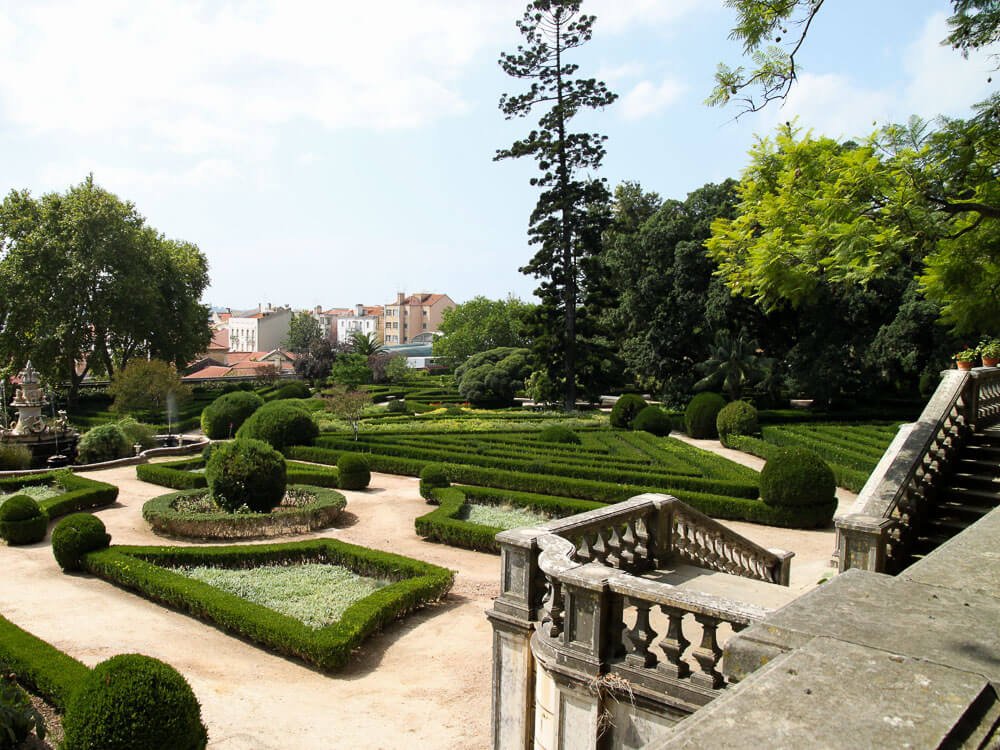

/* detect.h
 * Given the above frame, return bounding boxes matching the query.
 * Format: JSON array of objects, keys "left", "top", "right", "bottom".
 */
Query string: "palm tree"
[
  {"left": 693, "top": 330, "right": 774, "bottom": 401},
  {"left": 350, "top": 331, "right": 385, "bottom": 357}
]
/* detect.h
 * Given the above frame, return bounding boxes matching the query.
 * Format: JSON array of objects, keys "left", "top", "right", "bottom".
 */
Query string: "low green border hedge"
[
  {"left": 136, "top": 457, "right": 339, "bottom": 490},
  {"left": 0, "top": 471, "right": 119, "bottom": 521},
  {"left": 415, "top": 486, "right": 602, "bottom": 553},
  {"left": 726, "top": 433, "right": 872, "bottom": 493},
  {"left": 142, "top": 485, "right": 347, "bottom": 540},
  {"left": 0, "top": 614, "right": 90, "bottom": 711},
  {"left": 82, "top": 540, "right": 454, "bottom": 671}
]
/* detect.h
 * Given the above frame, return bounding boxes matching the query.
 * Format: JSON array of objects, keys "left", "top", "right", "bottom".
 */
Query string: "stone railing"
[
  {"left": 488, "top": 493, "right": 788, "bottom": 747},
  {"left": 835, "top": 367, "right": 1000, "bottom": 573}
]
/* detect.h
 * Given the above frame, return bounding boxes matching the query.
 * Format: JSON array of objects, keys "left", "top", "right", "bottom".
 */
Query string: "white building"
[
  {"left": 336, "top": 304, "right": 384, "bottom": 344},
  {"left": 228, "top": 304, "right": 293, "bottom": 353}
]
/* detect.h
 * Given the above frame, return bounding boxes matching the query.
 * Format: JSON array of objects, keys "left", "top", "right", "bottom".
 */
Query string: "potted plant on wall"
[
  {"left": 954, "top": 348, "right": 978, "bottom": 371},
  {"left": 979, "top": 339, "right": 1000, "bottom": 368}
]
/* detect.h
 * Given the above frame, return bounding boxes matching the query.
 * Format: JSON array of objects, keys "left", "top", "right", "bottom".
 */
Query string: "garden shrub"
[
  {"left": 537, "top": 425, "right": 581, "bottom": 444},
  {"left": 337, "top": 453, "right": 371, "bottom": 490},
  {"left": 760, "top": 447, "right": 836, "bottom": 508},
  {"left": 0, "top": 675, "right": 45, "bottom": 748},
  {"left": 0, "top": 472, "right": 119, "bottom": 521},
  {"left": 0, "top": 444, "right": 32, "bottom": 471},
  {"left": 631, "top": 406, "right": 672, "bottom": 436},
  {"left": 62, "top": 653, "right": 207, "bottom": 750},
  {"left": 454, "top": 347, "right": 532, "bottom": 406},
  {"left": 716, "top": 401, "right": 759, "bottom": 447},
  {"left": 51, "top": 513, "right": 111, "bottom": 572},
  {"left": 684, "top": 392, "right": 726, "bottom": 439},
  {"left": 200, "top": 391, "right": 264, "bottom": 439},
  {"left": 386, "top": 399, "right": 407, "bottom": 414},
  {"left": 236, "top": 400, "right": 318, "bottom": 450},
  {"left": 0, "top": 495, "right": 48, "bottom": 545},
  {"left": 77, "top": 423, "right": 131, "bottom": 464},
  {"left": 205, "top": 439, "right": 286, "bottom": 513},
  {"left": 0, "top": 615, "right": 90, "bottom": 712},
  {"left": 266, "top": 381, "right": 312, "bottom": 401},
  {"left": 419, "top": 464, "right": 450, "bottom": 500},
  {"left": 115, "top": 417, "right": 158, "bottom": 451},
  {"left": 610, "top": 394, "right": 647, "bottom": 429}
]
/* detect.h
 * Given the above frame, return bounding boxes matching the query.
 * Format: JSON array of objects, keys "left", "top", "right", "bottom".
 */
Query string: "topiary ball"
[
  {"left": 760, "top": 447, "right": 836, "bottom": 508},
  {"left": 337, "top": 453, "right": 371, "bottom": 490},
  {"left": 205, "top": 439, "right": 286, "bottom": 513},
  {"left": 684, "top": 392, "right": 727, "bottom": 439},
  {"left": 419, "top": 463, "right": 450, "bottom": 501},
  {"left": 631, "top": 406, "right": 672, "bottom": 437},
  {"left": 61, "top": 653, "right": 207, "bottom": 750},
  {"left": 716, "top": 401, "right": 759, "bottom": 447},
  {"left": 537, "top": 425, "right": 581, "bottom": 444},
  {"left": 0, "top": 494, "right": 48, "bottom": 545},
  {"left": 200, "top": 390, "right": 264, "bottom": 439},
  {"left": 52, "top": 513, "right": 111, "bottom": 572},
  {"left": 235, "top": 401, "right": 318, "bottom": 450},
  {"left": 610, "top": 394, "right": 648, "bottom": 429}
]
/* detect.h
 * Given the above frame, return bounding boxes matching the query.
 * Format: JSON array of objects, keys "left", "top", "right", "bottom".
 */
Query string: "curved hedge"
[
  {"left": 52, "top": 513, "right": 112, "bottom": 572},
  {"left": 143, "top": 485, "right": 346, "bottom": 540},
  {"left": 685, "top": 392, "right": 726, "bottom": 439},
  {"left": 0, "top": 615, "right": 90, "bottom": 712},
  {"left": 236, "top": 401, "right": 319, "bottom": 450},
  {"left": 136, "top": 457, "right": 338, "bottom": 491},
  {"left": 610, "top": 394, "right": 647, "bottom": 429},
  {"left": 200, "top": 391, "right": 264, "bottom": 439},
  {"left": 632, "top": 406, "right": 672, "bottom": 437},
  {"left": 419, "top": 464, "right": 450, "bottom": 500},
  {"left": 0, "top": 471, "right": 118, "bottom": 523},
  {"left": 717, "top": 401, "right": 759, "bottom": 447},
  {"left": 62, "top": 653, "right": 207, "bottom": 750},
  {"left": 0, "top": 495, "right": 48, "bottom": 545},
  {"left": 205, "top": 439, "right": 287, "bottom": 513},
  {"left": 83, "top": 539, "right": 454, "bottom": 672}
]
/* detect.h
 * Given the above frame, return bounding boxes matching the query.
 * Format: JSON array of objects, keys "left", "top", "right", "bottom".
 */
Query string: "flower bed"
[
  {"left": 142, "top": 485, "right": 346, "bottom": 540},
  {"left": 136, "top": 456, "right": 339, "bottom": 491},
  {"left": 83, "top": 539, "right": 454, "bottom": 671},
  {"left": 0, "top": 471, "right": 119, "bottom": 521}
]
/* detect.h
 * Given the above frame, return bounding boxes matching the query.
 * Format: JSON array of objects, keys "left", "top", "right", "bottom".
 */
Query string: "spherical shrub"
[
  {"left": 419, "top": 463, "right": 450, "bottom": 500},
  {"left": 62, "top": 653, "right": 207, "bottom": 750},
  {"left": 538, "top": 425, "right": 581, "bottom": 444},
  {"left": 716, "top": 401, "right": 759, "bottom": 447},
  {"left": 0, "top": 494, "right": 48, "bottom": 545},
  {"left": 610, "top": 394, "right": 648, "bottom": 429},
  {"left": 684, "top": 392, "right": 726, "bottom": 439},
  {"left": 205, "top": 439, "right": 286, "bottom": 513},
  {"left": 631, "top": 406, "right": 672, "bottom": 437},
  {"left": 268, "top": 381, "right": 311, "bottom": 401},
  {"left": 386, "top": 399, "right": 407, "bottom": 414},
  {"left": 337, "top": 453, "right": 371, "bottom": 490},
  {"left": 760, "top": 447, "right": 836, "bottom": 508},
  {"left": 77, "top": 423, "right": 131, "bottom": 464},
  {"left": 52, "top": 513, "right": 111, "bottom": 571},
  {"left": 236, "top": 400, "right": 318, "bottom": 450},
  {"left": 200, "top": 391, "right": 264, "bottom": 439},
  {"left": 0, "top": 443, "right": 32, "bottom": 470}
]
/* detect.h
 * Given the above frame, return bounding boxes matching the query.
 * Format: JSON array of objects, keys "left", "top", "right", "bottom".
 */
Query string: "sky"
[{"left": 0, "top": 1, "right": 996, "bottom": 311}]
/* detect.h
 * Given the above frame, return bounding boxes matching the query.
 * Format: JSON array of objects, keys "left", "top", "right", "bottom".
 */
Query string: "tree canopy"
[
  {"left": 0, "top": 176, "right": 210, "bottom": 396},
  {"left": 283, "top": 312, "right": 323, "bottom": 353},
  {"left": 432, "top": 295, "right": 534, "bottom": 366}
]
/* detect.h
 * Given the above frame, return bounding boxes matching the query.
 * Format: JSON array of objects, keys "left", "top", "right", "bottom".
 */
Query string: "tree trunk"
[{"left": 555, "top": 14, "right": 576, "bottom": 413}]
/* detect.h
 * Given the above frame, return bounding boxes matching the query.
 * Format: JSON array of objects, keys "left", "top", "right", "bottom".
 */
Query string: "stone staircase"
[{"left": 912, "top": 426, "right": 1000, "bottom": 559}]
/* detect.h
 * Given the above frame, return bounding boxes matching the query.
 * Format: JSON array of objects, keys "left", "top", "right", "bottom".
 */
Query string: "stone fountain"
[{"left": 1, "top": 361, "right": 79, "bottom": 467}]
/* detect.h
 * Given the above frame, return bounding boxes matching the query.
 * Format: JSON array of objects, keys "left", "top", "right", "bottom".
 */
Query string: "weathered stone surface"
[{"left": 654, "top": 637, "right": 996, "bottom": 750}]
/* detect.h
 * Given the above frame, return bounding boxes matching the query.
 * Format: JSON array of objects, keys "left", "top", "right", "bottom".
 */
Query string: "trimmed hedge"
[
  {"left": 685, "top": 392, "right": 726, "bottom": 439},
  {"left": 0, "top": 495, "right": 48, "bottom": 545},
  {"left": 336, "top": 453, "right": 371, "bottom": 490},
  {"left": 537, "top": 425, "right": 581, "bottom": 444},
  {"left": 415, "top": 486, "right": 602, "bottom": 553},
  {"left": 52, "top": 513, "right": 112, "bottom": 572},
  {"left": 264, "top": 381, "right": 312, "bottom": 402},
  {"left": 632, "top": 406, "right": 672, "bottom": 437},
  {"left": 83, "top": 539, "right": 454, "bottom": 672},
  {"left": 205, "top": 439, "right": 287, "bottom": 513},
  {"left": 0, "top": 615, "right": 90, "bottom": 712},
  {"left": 200, "top": 391, "right": 264, "bottom": 439},
  {"left": 142, "top": 485, "right": 346, "bottom": 540},
  {"left": 419, "top": 463, "right": 450, "bottom": 500},
  {"left": 0, "top": 471, "right": 119, "bottom": 521},
  {"left": 62, "top": 654, "right": 207, "bottom": 750},
  {"left": 610, "top": 394, "right": 647, "bottom": 429},
  {"left": 760, "top": 447, "right": 836, "bottom": 509},
  {"left": 236, "top": 400, "right": 319, "bottom": 450},
  {"left": 136, "top": 457, "right": 338, "bottom": 491},
  {"left": 716, "top": 401, "right": 759, "bottom": 447}
]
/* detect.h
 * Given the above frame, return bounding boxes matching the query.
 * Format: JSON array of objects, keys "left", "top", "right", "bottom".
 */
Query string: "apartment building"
[
  {"left": 382, "top": 292, "right": 454, "bottom": 345},
  {"left": 336, "top": 304, "right": 384, "bottom": 344},
  {"left": 227, "top": 304, "right": 293, "bottom": 353}
]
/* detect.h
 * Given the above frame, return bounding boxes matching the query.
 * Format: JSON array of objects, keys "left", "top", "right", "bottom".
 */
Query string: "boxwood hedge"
[
  {"left": 83, "top": 540, "right": 454, "bottom": 671},
  {"left": 0, "top": 615, "right": 91, "bottom": 711},
  {"left": 136, "top": 457, "right": 339, "bottom": 491},
  {"left": 0, "top": 471, "right": 119, "bottom": 521}
]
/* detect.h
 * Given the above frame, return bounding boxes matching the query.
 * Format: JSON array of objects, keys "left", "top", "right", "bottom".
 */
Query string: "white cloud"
[
  {"left": 588, "top": 0, "right": 704, "bottom": 34},
  {"left": 596, "top": 62, "right": 646, "bottom": 85},
  {"left": 620, "top": 77, "right": 686, "bottom": 120},
  {"left": 39, "top": 158, "right": 238, "bottom": 196}
]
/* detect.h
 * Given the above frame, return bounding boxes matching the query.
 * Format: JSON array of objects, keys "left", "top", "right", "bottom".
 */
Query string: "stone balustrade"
[{"left": 835, "top": 367, "right": 1000, "bottom": 573}]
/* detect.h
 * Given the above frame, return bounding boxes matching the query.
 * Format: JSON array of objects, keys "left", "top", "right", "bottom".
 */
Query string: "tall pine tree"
[{"left": 496, "top": 0, "right": 617, "bottom": 410}]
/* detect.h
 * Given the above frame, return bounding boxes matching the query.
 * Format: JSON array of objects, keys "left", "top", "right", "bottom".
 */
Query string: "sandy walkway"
[{"left": 0, "top": 467, "right": 497, "bottom": 750}]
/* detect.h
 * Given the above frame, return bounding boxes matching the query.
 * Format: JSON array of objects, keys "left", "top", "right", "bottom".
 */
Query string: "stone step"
[
  {"left": 941, "top": 485, "right": 1000, "bottom": 508},
  {"left": 925, "top": 517, "right": 969, "bottom": 535},
  {"left": 934, "top": 499, "right": 996, "bottom": 523},
  {"left": 963, "top": 443, "right": 1000, "bottom": 461},
  {"left": 955, "top": 458, "right": 1000, "bottom": 476},
  {"left": 948, "top": 471, "right": 1000, "bottom": 492}
]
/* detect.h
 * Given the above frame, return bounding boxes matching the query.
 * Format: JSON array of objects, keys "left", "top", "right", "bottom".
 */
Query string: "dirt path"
[{"left": 0, "top": 467, "right": 497, "bottom": 750}]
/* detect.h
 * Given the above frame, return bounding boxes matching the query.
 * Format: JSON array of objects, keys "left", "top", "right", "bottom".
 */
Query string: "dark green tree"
[
  {"left": 283, "top": 312, "right": 323, "bottom": 353},
  {"left": 432, "top": 295, "right": 534, "bottom": 366},
  {"left": 496, "top": 0, "right": 617, "bottom": 410},
  {"left": 350, "top": 331, "right": 385, "bottom": 357}
]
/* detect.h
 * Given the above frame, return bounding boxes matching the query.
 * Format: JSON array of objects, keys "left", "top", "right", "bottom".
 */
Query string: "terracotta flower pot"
[
  {"left": 983, "top": 357, "right": 999, "bottom": 368},
  {"left": 956, "top": 360, "right": 974, "bottom": 371}
]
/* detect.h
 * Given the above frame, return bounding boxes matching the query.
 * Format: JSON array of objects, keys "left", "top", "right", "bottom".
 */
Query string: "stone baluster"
[
  {"left": 605, "top": 526, "right": 622, "bottom": 567},
  {"left": 624, "top": 597, "right": 657, "bottom": 668},
  {"left": 620, "top": 520, "right": 637, "bottom": 568},
  {"left": 690, "top": 614, "right": 724, "bottom": 689},
  {"left": 656, "top": 605, "right": 691, "bottom": 679},
  {"left": 543, "top": 576, "right": 564, "bottom": 638}
]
